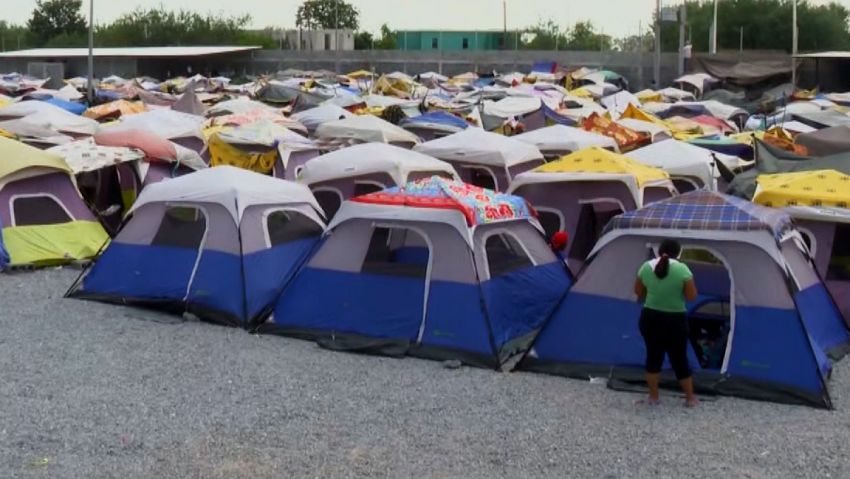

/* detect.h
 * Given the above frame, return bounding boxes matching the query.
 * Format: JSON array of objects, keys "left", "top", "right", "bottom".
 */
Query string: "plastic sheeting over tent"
[
  {"left": 625, "top": 140, "right": 741, "bottom": 192},
  {"left": 523, "top": 190, "right": 850, "bottom": 408},
  {"left": 314, "top": 115, "right": 420, "bottom": 149},
  {"left": 269, "top": 177, "right": 571, "bottom": 368},
  {"left": 413, "top": 128, "right": 544, "bottom": 191},
  {"left": 69, "top": 166, "right": 325, "bottom": 327},
  {"left": 0, "top": 100, "right": 99, "bottom": 136},
  {"left": 291, "top": 104, "right": 353, "bottom": 133},
  {"left": 514, "top": 125, "right": 619, "bottom": 157}
]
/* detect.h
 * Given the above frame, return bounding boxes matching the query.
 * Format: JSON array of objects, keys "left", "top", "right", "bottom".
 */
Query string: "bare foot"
[
  {"left": 685, "top": 397, "right": 700, "bottom": 408},
  {"left": 636, "top": 397, "right": 661, "bottom": 406}
]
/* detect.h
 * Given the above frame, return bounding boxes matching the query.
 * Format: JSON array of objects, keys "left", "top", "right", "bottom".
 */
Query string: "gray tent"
[
  {"left": 796, "top": 126, "right": 850, "bottom": 157},
  {"left": 727, "top": 140, "right": 850, "bottom": 199}
]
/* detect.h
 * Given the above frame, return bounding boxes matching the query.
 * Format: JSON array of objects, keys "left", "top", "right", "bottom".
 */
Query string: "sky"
[{"left": 5, "top": 0, "right": 849, "bottom": 37}]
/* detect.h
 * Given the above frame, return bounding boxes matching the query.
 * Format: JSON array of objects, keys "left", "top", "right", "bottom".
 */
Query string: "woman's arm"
[
  {"left": 634, "top": 278, "right": 647, "bottom": 301},
  {"left": 684, "top": 278, "right": 698, "bottom": 302}
]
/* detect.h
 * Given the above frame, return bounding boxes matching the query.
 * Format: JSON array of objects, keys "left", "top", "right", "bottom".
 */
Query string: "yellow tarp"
[
  {"left": 754, "top": 170, "right": 850, "bottom": 208},
  {"left": 0, "top": 136, "right": 71, "bottom": 180},
  {"left": 346, "top": 70, "right": 373, "bottom": 79},
  {"left": 620, "top": 103, "right": 663, "bottom": 124},
  {"left": 3, "top": 220, "right": 108, "bottom": 267},
  {"left": 567, "top": 87, "right": 593, "bottom": 98},
  {"left": 635, "top": 89, "right": 663, "bottom": 103},
  {"left": 208, "top": 134, "right": 277, "bottom": 174},
  {"left": 84, "top": 100, "right": 146, "bottom": 120},
  {"left": 535, "top": 146, "right": 670, "bottom": 187}
]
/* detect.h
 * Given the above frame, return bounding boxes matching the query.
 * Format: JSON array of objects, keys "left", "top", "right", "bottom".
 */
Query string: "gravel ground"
[{"left": 1, "top": 268, "right": 849, "bottom": 478}]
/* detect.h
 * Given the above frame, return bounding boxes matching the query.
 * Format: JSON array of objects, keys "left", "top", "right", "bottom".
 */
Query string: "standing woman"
[{"left": 634, "top": 239, "right": 699, "bottom": 407}]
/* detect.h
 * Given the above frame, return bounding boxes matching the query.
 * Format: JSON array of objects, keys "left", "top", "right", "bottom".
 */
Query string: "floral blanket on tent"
[
  {"left": 353, "top": 177, "right": 533, "bottom": 226},
  {"left": 582, "top": 112, "right": 648, "bottom": 152}
]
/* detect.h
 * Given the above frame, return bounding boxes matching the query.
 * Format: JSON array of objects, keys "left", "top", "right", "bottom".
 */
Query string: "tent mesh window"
[
  {"left": 361, "top": 227, "right": 429, "bottom": 278},
  {"left": 460, "top": 166, "right": 496, "bottom": 190},
  {"left": 536, "top": 211, "right": 562, "bottom": 240},
  {"left": 151, "top": 206, "right": 207, "bottom": 249},
  {"left": 12, "top": 196, "right": 72, "bottom": 226},
  {"left": 266, "top": 210, "right": 323, "bottom": 247},
  {"left": 485, "top": 233, "right": 533, "bottom": 277},
  {"left": 352, "top": 182, "right": 385, "bottom": 197},
  {"left": 828, "top": 224, "right": 850, "bottom": 281},
  {"left": 313, "top": 190, "right": 342, "bottom": 220}
]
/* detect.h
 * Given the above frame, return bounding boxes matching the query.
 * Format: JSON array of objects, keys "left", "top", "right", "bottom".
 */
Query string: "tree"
[
  {"left": 27, "top": 0, "right": 87, "bottom": 46},
  {"left": 296, "top": 0, "right": 359, "bottom": 30},
  {"left": 522, "top": 19, "right": 568, "bottom": 50},
  {"left": 354, "top": 31, "right": 373, "bottom": 50},
  {"left": 95, "top": 7, "right": 275, "bottom": 48},
  {"left": 566, "top": 21, "right": 612, "bottom": 51},
  {"left": 656, "top": 0, "right": 850, "bottom": 53},
  {"left": 373, "top": 24, "right": 397, "bottom": 50}
]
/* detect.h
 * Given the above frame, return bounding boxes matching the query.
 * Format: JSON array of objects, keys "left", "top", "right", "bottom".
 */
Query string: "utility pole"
[
  {"left": 654, "top": 0, "right": 661, "bottom": 88},
  {"left": 503, "top": 0, "right": 507, "bottom": 49},
  {"left": 334, "top": 0, "right": 339, "bottom": 51},
  {"left": 710, "top": 0, "right": 718, "bottom": 54},
  {"left": 87, "top": 0, "right": 94, "bottom": 104},
  {"left": 677, "top": 5, "right": 686, "bottom": 76},
  {"left": 739, "top": 26, "right": 743, "bottom": 54},
  {"left": 792, "top": 0, "right": 798, "bottom": 86}
]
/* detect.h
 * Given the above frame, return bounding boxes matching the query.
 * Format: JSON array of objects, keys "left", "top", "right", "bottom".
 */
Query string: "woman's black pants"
[{"left": 638, "top": 308, "right": 692, "bottom": 380}]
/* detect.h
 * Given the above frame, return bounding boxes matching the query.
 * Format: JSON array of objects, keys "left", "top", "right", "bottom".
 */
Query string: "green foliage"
[
  {"left": 0, "top": 21, "right": 35, "bottom": 51},
  {"left": 95, "top": 7, "right": 257, "bottom": 47},
  {"left": 565, "top": 21, "right": 613, "bottom": 51},
  {"left": 296, "top": 0, "right": 359, "bottom": 30},
  {"left": 659, "top": 0, "right": 850, "bottom": 52},
  {"left": 523, "top": 19, "right": 568, "bottom": 50},
  {"left": 27, "top": 0, "right": 87, "bottom": 47},
  {"left": 375, "top": 24, "right": 397, "bottom": 50},
  {"left": 354, "top": 31, "right": 374, "bottom": 50},
  {"left": 521, "top": 20, "right": 613, "bottom": 51}
]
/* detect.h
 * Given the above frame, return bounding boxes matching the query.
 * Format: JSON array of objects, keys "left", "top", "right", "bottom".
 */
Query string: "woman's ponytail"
[
  {"left": 655, "top": 239, "right": 681, "bottom": 279},
  {"left": 654, "top": 253, "right": 670, "bottom": 279}
]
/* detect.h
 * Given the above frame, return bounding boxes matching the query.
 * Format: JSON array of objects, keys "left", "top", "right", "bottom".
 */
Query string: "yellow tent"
[
  {"left": 535, "top": 146, "right": 670, "bottom": 187},
  {"left": 0, "top": 136, "right": 71, "bottom": 180},
  {"left": 754, "top": 170, "right": 850, "bottom": 208},
  {"left": 0, "top": 136, "right": 107, "bottom": 267}
]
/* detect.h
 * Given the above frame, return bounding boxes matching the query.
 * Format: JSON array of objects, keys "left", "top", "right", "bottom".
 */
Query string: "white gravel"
[{"left": 1, "top": 268, "right": 849, "bottom": 478}]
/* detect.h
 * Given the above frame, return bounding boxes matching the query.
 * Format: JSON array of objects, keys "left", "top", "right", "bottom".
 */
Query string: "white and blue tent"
[
  {"left": 264, "top": 177, "right": 572, "bottom": 368},
  {"left": 522, "top": 191, "right": 850, "bottom": 408},
  {"left": 68, "top": 166, "right": 325, "bottom": 327}
]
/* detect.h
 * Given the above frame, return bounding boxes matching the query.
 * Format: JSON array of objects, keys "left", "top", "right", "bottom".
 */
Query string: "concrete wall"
[{"left": 244, "top": 50, "right": 684, "bottom": 90}]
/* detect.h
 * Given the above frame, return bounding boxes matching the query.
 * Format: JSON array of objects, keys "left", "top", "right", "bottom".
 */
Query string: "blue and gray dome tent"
[
  {"left": 265, "top": 177, "right": 572, "bottom": 368},
  {"left": 522, "top": 190, "right": 850, "bottom": 408},
  {"left": 67, "top": 166, "right": 325, "bottom": 327}
]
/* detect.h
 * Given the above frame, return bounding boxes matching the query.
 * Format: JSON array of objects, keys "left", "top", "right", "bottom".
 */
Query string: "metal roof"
[
  {"left": 793, "top": 51, "right": 850, "bottom": 59},
  {"left": 0, "top": 46, "right": 261, "bottom": 59}
]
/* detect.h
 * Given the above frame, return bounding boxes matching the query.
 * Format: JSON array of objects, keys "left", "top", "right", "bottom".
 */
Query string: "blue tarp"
[
  {"left": 0, "top": 217, "right": 8, "bottom": 270},
  {"left": 532, "top": 61, "right": 557, "bottom": 74},
  {"left": 401, "top": 111, "right": 469, "bottom": 131},
  {"left": 38, "top": 97, "right": 87, "bottom": 115}
]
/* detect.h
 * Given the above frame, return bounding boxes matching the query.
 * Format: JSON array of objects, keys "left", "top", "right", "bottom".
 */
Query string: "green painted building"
[{"left": 395, "top": 30, "right": 508, "bottom": 51}]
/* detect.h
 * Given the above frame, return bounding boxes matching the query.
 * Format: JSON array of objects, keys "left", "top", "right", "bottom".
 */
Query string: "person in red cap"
[{"left": 549, "top": 231, "right": 569, "bottom": 254}]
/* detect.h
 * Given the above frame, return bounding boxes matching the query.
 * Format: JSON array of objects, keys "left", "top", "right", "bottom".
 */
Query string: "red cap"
[{"left": 551, "top": 231, "right": 569, "bottom": 250}]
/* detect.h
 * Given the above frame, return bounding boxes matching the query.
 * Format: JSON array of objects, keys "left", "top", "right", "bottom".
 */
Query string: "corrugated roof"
[
  {"left": 793, "top": 51, "right": 850, "bottom": 59},
  {"left": 0, "top": 46, "right": 261, "bottom": 59}
]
